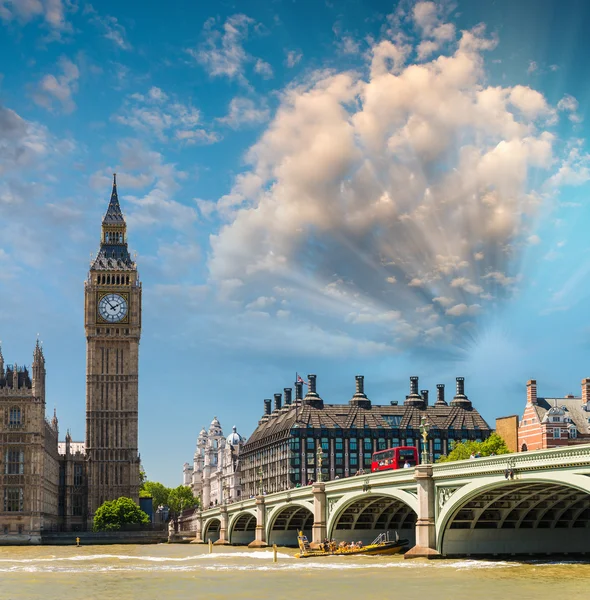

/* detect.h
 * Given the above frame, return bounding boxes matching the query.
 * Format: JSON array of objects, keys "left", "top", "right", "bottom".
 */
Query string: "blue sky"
[{"left": 1, "top": 0, "right": 590, "bottom": 486}]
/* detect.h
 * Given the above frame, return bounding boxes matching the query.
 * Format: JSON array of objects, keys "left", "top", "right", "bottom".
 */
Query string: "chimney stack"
[
  {"left": 435, "top": 384, "right": 447, "bottom": 406},
  {"left": 526, "top": 380, "right": 537, "bottom": 405},
  {"left": 421, "top": 390, "right": 429, "bottom": 406},
  {"left": 350, "top": 375, "right": 371, "bottom": 408},
  {"left": 405, "top": 375, "right": 424, "bottom": 407},
  {"left": 303, "top": 374, "right": 323, "bottom": 408},
  {"left": 295, "top": 382, "right": 303, "bottom": 402},
  {"left": 581, "top": 378, "right": 590, "bottom": 407},
  {"left": 274, "top": 393, "right": 282, "bottom": 411},
  {"left": 284, "top": 388, "right": 292, "bottom": 405},
  {"left": 308, "top": 374, "right": 317, "bottom": 394},
  {"left": 456, "top": 377, "right": 465, "bottom": 397},
  {"left": 264, "top": 399, "right": 272, "bottom": 415},
  {"left": 450, "top": 377, "right": 472, "bottom": 409}
]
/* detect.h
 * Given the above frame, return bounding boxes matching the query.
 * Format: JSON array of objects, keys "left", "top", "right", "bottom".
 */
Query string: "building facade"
[
  {"left": 85, "top": 174, "right": 142, "bottom": 517},
  {"left": 516, "top": 378, "right": 590, "bottom": 451},
  {"left": 0, "top": 342, "right": 60, "bottom": 542},
  {"left": 183, "top": 418, "right": 246, "bottom": 507},
  {"left": 1, "top": 176, "right": 143, "bottom": 541},
  {"left": 240, "top": 374, "right": 492, "bottom": 497}
]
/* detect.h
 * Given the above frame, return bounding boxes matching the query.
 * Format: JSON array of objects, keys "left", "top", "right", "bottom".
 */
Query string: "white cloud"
[
  {"left": 114, "top": 87, "right": 220, "bottom": 145},
  {"left": 557, "top": 94, "right": 582, "bottom": 123},
  {"left": 339, "top": 36, "right": 361, "bottom": 55},
  {"left": 86, "top": 7, "right": 131, "bottom": 50},
  {"left": 188, "top": 13, "right": 269, "bottom": 85},
  {"left": 285, "top": 50, "right": 303, "bottom": 68},
  {"left": 217, "top": 97, "right": 270, "bottom": 129},
  {"left": 0, "top": 0, "right": 69, "bottom": 32},
  {"left": 527, "top": 60, "right": 538, "bottom": 74},
  {"left": 445, "top": 303, "right": 481, "bottom": 317},
  {"left": 254, "top": 59, "right": 274, "bottom": 79},
  {"left": 33, "top": 56, "right": 79, "bottom": 114},
  {"left": 203, "top": 19, "right": 578, "bottom": 351}
]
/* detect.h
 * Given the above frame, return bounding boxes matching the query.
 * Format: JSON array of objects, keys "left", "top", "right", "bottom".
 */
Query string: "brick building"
[
  {"left": 240, "top": 374, "right": 492, "bottom": 497},
  {"left": 516, "top": 378, "right": 590, "bottom": 451}
]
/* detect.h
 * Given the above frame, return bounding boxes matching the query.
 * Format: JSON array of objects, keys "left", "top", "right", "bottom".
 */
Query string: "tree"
[
  {"left": 93, "top": 497, "right": 150, "bottom": 532},
  {"left": 167, "top": 485, "right": 199, "bottom": 514},
  {"left": 437, "top": 433, "right": 510, "bottom": 463},
  {"left": 140, "top": 481, "right": 170, "bottom": 508}
]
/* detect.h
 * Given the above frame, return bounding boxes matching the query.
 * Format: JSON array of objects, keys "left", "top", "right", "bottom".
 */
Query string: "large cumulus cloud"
[{"left": 205, "top": 16, "right": 573, "bottom": 353}]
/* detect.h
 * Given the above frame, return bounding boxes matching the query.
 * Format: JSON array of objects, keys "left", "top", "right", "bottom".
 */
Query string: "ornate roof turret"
[
  {"left": 209, "top": 416, "right": 223, "bottom": 437},
  {"left": 226, "top": 425, "right": 245, "bottom": 446},
  {"left": 0, "top": 341, "right": 4, "bottom": 377},
  {"left": 51, "top": 407, "right": 58, "bottom": 431},
  {"left": 33, "top": 337, "right": 44, "bottom": 364}
]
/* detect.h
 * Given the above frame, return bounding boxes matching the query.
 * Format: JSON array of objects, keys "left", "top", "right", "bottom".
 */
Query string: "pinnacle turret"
[{"left": 103, "top": 173, "right": 125, "bottom": 225}]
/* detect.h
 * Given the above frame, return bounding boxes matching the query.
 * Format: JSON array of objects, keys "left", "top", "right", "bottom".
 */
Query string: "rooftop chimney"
[
  {"left": 350, "top": 375, "right": 371, "bottom": 409},
  {"left": 295, "top": 381, "right": 303, "bottom": 402},
  {"left": 284, "top": 388, "right": 292, "bottom": 406},
  {"left": 404, "top": 375, "right": 424, "bottom": 407},
  {"left": 435, "top": 384, "right": 447, "bottom": 406},
  {"left": 582, "top": 378, "right": 590, "bottom": 408},
  {"left": 274, "top": 393, "right": 282, "bottom": 411},
  {"left": 526, "top": 379, "right": 537, "bottom": 405},
  {"left": 450, "top": 377, "right": 472, "bottom": 409},
  {"left": 263, "top": 399, "right": 272, "bottom": 415},
  {"left": 421, "top": 390, "right": 429, "bottom": 406},
  {"left": 303, "top": 373, "right": 323, "bottom": 408}
]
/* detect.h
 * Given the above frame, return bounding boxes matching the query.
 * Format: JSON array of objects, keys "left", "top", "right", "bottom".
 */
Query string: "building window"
[
  {"left": 377, "top": 438, "right": 387, "bottom": 451},
  {"left": 9, "top": 407, "right": 21, "bottom": 427},
  {"left": 74, "top": 464, "right": 84, "bottom": 486},
  {"left": 363, "top": 453, "right": 372, "bottom": 468},
  {"left": 335, "top": 452, "right": 344, "bottom": 466},
  {"left": 321, "top": 437, "right": 329, "bottom": 452},
  {"left": 5, "top": 449, "right": 24, "bottom": 475},
  {"left": 306, "top": 437, "right": 315, "bottom": 451},
  {"left": 406, "top": 438, "right": 414, "bottom": 447},
  {"left": 335, "top": 438, "right": 343, "bottom": 451},
  {"left": 306, "top": 453, "right": 315, "bottom": 466},
  {"left": 382, "top": 415, "right": 402, "bottom": 427},
  {"left": 349, "top": 454, "right": 358, "bottom": 467},
  {"left": 569, "top": 428, "right": 577, "bottom": 439},
  {"left": 363, "top": 438, "right": 372, "bottom": 451},
  {"left": 349, "top": 439, "right": 358, "bottom": 451},
  {"left": 434, "top": 439, "right": 442, "bottom": 452},
  {"left": 73, "top": 494, "right": 84, "bottom": 516},
  {"left": 3, "top": 488, "right": 24, "bottom": 512},
  {"left": 392, "top": 437, "right": 400, "bottom": 447}
]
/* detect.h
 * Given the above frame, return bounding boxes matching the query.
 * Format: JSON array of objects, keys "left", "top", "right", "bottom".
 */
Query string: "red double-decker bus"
[{"left": 371, "top": 446, "right": 418, "bottom": 472}]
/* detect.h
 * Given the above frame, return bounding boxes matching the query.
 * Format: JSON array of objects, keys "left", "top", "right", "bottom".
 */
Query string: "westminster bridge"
[{"left": 178, "top": 445, "right": 590, "bottom": 557}]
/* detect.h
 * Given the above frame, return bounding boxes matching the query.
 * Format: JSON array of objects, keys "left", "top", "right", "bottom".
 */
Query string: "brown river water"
[{"left": 0, "top": 545, "right": 588, "bottom": 600}]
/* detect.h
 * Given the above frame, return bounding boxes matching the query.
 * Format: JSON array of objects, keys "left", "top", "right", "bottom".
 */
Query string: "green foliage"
[
  {"left": 93, "top": 497, "right": 150, "bottom": 532},
  {"left": 140, "top": 481, "right": 170, "bottom": 508},
  {"left": 436, "top": 433, "right": 510, "bottom": 463},
  {"left": 139, "top": 466, "right": 147, "bottom": 486},
  {"left": 168, "top": 485, "right": 199, "bottom": 514}
]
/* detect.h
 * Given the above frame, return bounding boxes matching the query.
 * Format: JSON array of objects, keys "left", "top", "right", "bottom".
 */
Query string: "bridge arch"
[
  {"left": 228, "top": 510, "right": 257, "bottom": 545},
  {"left": 202, "top": 517, "right": 221, "bottom": 543},
  {"left": 327, "top": 490, "right": 418, "bottom": 546},
  {"left": 437, "top": 473, "right": 590, "bottom": 556},
  {"left": 266, "top": 501, "right": 314, "bottom": 546}
]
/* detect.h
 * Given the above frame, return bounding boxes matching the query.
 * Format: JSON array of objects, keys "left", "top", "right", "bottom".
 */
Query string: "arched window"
[
  {"left": 126, "top": 276, "right": 129, "bottom": 285},
  {"left": 9, "top": 407, "right": 21, "bottom": 427},
  {"left": 521, "top": 443, "right": 528, "bottom": 452},
  {"left": 107, "top": 275, "right": 111, "bottom": 285},
  {"left": 116, "top": 276, "right": 120, "bottom": 285},
  {"left": 5, "top": 448, "right": 24, "bottom": 474}
]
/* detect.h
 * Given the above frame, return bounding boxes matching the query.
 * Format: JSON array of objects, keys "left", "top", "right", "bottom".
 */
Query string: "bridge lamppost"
[
  {"left": 316, "top": 443, "right": 324, "bottom": 483},
  {"left": 419, "top": 416, "right": 430, "bottom": 465}
]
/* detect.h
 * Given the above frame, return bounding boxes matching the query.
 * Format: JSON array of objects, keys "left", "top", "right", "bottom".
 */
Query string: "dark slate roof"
[
  {"left": 533, "top": 397, "right": 590, "bottom": 435},
  {"left": 91, "top": 245, "right": 135, "bottom": 271},
  {"left": 243, "top": 399, "right": 491, "bottom": 450},
  {"left": 0, "top": 366, "right": 32, "bottom": 390},
  {"left": 103, "top": 174, "right": 125, "bottom": 225}
]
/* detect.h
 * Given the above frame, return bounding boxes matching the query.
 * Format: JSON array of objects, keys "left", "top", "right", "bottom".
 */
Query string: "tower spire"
[{"left": 103, "top": 173, "right": 125, "bottom": 225}]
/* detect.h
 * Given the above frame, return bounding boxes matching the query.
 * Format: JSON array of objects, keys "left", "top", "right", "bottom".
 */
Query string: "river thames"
[{"left": 0, "top": 545, "right": 589, "bottom": 600}]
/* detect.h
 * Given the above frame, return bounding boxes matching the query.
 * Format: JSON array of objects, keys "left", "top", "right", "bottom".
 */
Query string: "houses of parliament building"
[{"left": 0, "top": 176, "right": 142, "bottom": 541}]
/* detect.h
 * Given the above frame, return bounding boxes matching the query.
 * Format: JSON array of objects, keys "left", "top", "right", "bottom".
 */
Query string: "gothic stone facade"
[
  {"left": 0, "top": 344, "right": 60, "bottom": 542},
  {"left": 85, "top": 174, "right": 142, "bottom": 517},
  {"left": 240, "top": 374, "right": 492, "bottom": 497}
]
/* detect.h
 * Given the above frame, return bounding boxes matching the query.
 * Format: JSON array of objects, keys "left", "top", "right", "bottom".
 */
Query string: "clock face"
[{"left": 98, "top": 293, "right": 128, "bottom": 323}]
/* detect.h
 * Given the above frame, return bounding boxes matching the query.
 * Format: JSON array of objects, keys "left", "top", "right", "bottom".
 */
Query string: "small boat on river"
[{"left": 295, "top": 531, "right": 408, "bottom": 558}]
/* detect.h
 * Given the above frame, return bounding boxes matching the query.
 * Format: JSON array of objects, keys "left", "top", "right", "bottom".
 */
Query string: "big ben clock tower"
[{"left": 85, "top": 174, "right": 141, "bottom": 518}]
